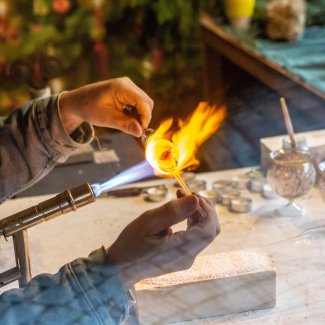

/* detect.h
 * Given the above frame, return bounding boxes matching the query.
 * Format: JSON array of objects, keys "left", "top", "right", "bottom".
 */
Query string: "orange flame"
[{"left": 145, "top": 102, "right": 226, "bottom": 177}]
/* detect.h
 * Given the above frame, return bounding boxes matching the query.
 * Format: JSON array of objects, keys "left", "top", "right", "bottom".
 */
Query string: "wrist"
[
  {"left": 106, "top": 247, "right": 137, "bottom": 289},
  {"left": 58, "top": 91, "right": 84, "bottom": 134}
]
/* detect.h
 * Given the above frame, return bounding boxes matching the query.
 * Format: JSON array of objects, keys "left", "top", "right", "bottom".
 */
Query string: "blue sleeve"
[
  {"left": 0, "top": 95, "right": 94, "bottom": 202},
  {"left": 0, "top": 247, "right": 133, "bottom": 325}
]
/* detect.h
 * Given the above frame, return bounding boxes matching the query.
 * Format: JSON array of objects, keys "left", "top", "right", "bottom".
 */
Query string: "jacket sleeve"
[
  {"left": 0, "top": 247, "right": 133, "bottom": 325},
  {"left": 0, "top": 95, "right": 94, "bottom": 202}
]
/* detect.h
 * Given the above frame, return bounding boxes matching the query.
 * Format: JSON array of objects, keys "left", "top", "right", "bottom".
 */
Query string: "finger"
[
  {"left": 155, "top": 228, "right": 212, "bottom": 269},
  {"left": 122, "top": 78, "right": 154, "bottom": 127},
  {"left": 133, "top": 100, "right": 153, "bottom": 129},
  {"left": 154, "top": 226, "right": 173, "bottom": 238},
  {"left": 145, "top": 195, "right": 199, "bottom": 233},
  {"left": 176, "top": 188, "right": 187, "bottom": 198},
  {"left": 192, "top": 199, "right": 221, "bottom": 236},
  {"left": 116, "top": 85, "right": 153, "bottom": 129},
  {"left": 108, "top": 110, "right": 144, "bottom": 137},
  {"left": 175, "top": 223, "right": 216, "bottom": 258},
  {"left": 196, "top": 193, "right": 214, "bottom": 209},
  {"left": 115, "top": 100, "right": 152, "bottom": 136}
]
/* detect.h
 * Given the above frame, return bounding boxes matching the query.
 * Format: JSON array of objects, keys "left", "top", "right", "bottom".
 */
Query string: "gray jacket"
[{"left": 0, "top": 96, "right": 132, "bottom": 324}]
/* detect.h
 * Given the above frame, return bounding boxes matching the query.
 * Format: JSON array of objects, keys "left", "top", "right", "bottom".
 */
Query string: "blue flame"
[{"left": 91, "top": 160, "right": 155, "bottom": 197}]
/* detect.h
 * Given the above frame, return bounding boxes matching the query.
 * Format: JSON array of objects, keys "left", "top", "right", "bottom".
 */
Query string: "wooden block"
[{"left": 135, "top": 250, "right": 276, "bottom": 324}]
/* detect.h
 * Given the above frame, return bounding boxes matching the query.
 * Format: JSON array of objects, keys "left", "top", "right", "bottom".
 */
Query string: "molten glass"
[{"left": 145, "top": 102, "right": 226, "bottom": 198}]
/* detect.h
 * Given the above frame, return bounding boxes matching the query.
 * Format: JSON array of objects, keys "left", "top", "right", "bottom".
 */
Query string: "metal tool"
[
  {"left": 0, "top": 183, "right": 95, "bottom": 288},
  {"left": 104, "top": 184, "right": 167, "bottom": 198},
  {"left": 141, "top": 128, "right": 155, "bottom": 146}
]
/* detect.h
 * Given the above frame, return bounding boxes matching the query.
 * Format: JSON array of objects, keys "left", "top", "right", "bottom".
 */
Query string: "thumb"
[
  {"left": 146, "top": 195, "right": 199, "bottom": 233},
  {"left": 176, "top": 188, "right": 187, "bottom": 198},
  {"left": 115, "top": 112, "right": 143, "bottom": 137}
]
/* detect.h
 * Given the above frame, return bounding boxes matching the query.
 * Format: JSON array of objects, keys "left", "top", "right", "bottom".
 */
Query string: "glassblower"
[
  {"left": 0, "top": 159, "right": 155, "bottom": 288},
  {"left": 0, "top": 101, "right": 226, "bottom": 288}
]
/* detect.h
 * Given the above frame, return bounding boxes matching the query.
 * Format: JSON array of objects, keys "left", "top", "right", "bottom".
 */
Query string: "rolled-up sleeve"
[{"left": 0, "top": 95, "right": 94, "bottom": 202}]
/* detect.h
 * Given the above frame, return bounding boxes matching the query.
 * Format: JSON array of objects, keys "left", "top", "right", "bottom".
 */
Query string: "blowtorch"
[
  {"left": 0, "top": 183, "right": 95, "bottom": 239},
  {"left": 0, "top": 128, "right": 154, "bottom": 288}
]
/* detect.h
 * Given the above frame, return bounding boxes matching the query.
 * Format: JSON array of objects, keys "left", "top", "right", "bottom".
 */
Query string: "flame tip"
[{"left": 145, "top": 102, "right": 226, "bottom": 176}]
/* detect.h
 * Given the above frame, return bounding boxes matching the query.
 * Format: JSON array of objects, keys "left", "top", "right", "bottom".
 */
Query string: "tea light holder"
[
  {"left": 246, "top": 168, "right": 264, "bottom": 179},
  {"left": 221, "top": 190, "right": 241, "bottom": 206},
  {"left": 186, "top": 179, "right": 207, "bottom": 193},
  {"left": 212, "top": 180, "right": 233, "bottom": 192},
  {"left": 198, "top": 190, "right": 220, "bottom": 204},
  {"left": 250, "top": 177, "right": 266, "bottom": 193},
  {"left": 230, "top": 197, "right": 253, "bottom": 213},
  {"left": 145, "top": 186, "right": 168, "bottom": 202},
  {"left": 232, "top": 174, "right": 250, "bottom": 189}
]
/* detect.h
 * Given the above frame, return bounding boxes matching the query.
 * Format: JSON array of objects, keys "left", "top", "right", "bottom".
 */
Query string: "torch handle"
[{"left": 0, "top": 183, "right": 95, "bottom": 238}]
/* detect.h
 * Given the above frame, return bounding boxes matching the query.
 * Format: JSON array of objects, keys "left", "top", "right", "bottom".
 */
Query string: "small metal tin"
[
  {"left": 221, "top": 190, "right": 241, "bottom": 206},
  {"left": 230, "top": 197, "right": 252, "bottom": 213},
  {"left": 232, "top": 174, "right": 250, "bottom": 189},
  {"left": 249, "top": 177, "right": 266, "bottom": 193},
  {"left": 183, "top": 172, "right": 196, "bottom": 182},
  {"left": 145, "top": 186, "right": 168, "bottom": 202},
  {"left": 246, "top": 168, "right": 264, "bottom": 179},
  {"left": 186, "top": 179, "right": 207, "bottom": 192},
  {"left": 198, "top": 190, "right": 220, "bottom": 203},
  {"left": 212, "top": 180, "right": 233, "bottom": 192},
  {"left": 262, "top": 184, "right": 279, "bottom": 199}
]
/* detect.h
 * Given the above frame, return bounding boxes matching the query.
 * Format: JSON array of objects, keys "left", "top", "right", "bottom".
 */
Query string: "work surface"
[{"left": 1, "top": 167, "right": 325, "bottom": 324}]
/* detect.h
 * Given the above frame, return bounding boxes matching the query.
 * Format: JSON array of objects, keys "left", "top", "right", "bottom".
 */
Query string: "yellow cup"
[{"left": 224, "top": 0, "right": 256, "bottom": 29}]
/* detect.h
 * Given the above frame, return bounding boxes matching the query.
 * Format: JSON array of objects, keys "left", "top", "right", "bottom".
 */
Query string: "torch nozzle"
[{"left": 0, "top": 183, "right": 95, "bottom": 238}]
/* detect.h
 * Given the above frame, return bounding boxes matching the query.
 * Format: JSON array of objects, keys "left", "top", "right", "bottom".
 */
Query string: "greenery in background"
[
  {"left": 106, "top": 0, "right": 207, "bottom": 123},
  {"left": 1, "top": 0, "right": 324, "bottom": 118},
  {"left": 305, "top": 0, "right": 325, "bottom": 26},
  {"left": 0, "top": 0, "right": 219, "bottom": 121}
]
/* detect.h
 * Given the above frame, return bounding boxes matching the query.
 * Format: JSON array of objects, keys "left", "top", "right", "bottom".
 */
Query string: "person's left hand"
[
  {"left": 107, "top": 189, "right": 220, "bottom": 289},
  {"left": 58, "top": 77, "right": 154, "bottom": 137}
]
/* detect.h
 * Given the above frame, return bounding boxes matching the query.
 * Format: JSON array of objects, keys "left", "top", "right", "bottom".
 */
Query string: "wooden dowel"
[{"left": 280, "top": 97, "right": 296, "bottom": 148}]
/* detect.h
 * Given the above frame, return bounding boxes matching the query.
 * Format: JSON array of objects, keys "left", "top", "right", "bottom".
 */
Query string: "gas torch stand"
[
  {"left": 0, "top": 230, "right": 31, "bottom": 288},
  {"left": 0, "top": 183, "right": 95, "bottom": 288}
]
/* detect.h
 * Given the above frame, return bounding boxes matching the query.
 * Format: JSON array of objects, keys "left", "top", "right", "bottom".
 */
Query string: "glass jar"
[
  {"left": 267, "top": 147, "right": 316, "bottom": 216},
  {"left": 318, "top": 161, "right": 325, "bottom": 202}
]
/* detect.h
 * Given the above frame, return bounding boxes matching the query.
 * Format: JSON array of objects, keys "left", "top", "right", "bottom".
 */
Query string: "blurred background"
[
  {"left": 0, "top": 0, "right": 219, "bottom": 124},
  {"left": 1, "top": 0, "right": 325, "bottom": 196}
]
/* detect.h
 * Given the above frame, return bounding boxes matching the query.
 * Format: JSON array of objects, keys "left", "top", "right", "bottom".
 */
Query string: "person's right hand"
[{"left": 107, "top": 189, "right": 220, "bottom": 289}]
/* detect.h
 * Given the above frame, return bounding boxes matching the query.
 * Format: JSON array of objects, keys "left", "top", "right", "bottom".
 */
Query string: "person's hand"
[
  {"left": 58, "top": 77, "right": 154, "bottom": 137},
  {"left": 107, "top": 189, "right": 220, "bottom": 289}
]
